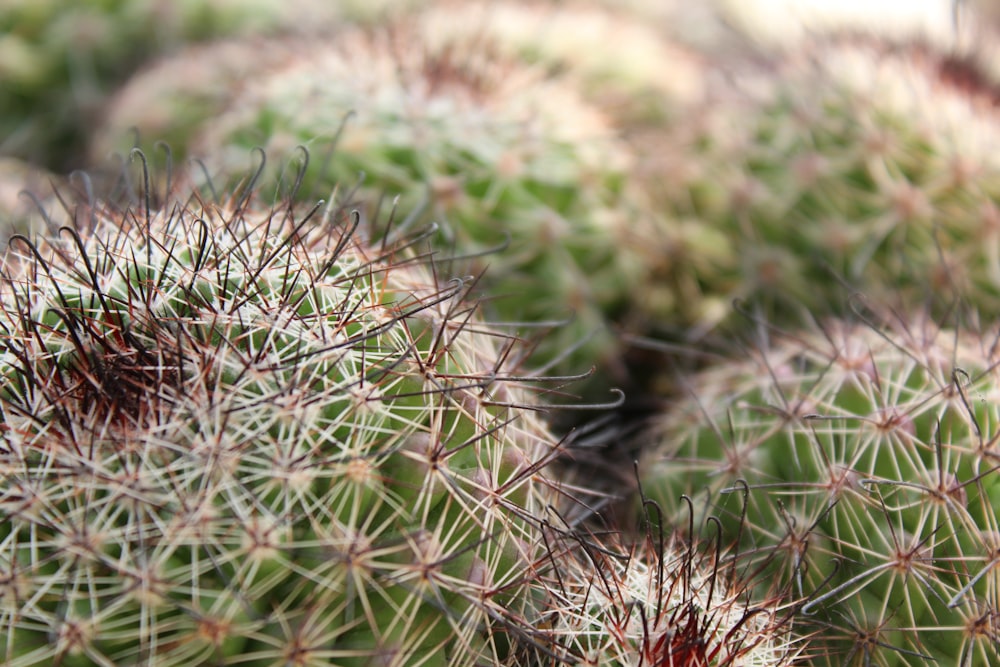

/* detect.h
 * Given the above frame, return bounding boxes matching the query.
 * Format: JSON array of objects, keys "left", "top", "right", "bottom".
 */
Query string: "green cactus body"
[
  {"left": 411, "top": 1, "right": 705, "bottom": 126},
  {"left": 636, "top": 39, "right": 1000, "bottom": 332},
  {"left": 0, "top": 186, "right": 564, "bottom": 665},
  {"left": 168, "top": 25, "right": 645, "bottom": 382},
  {"left": 640, "top": 314, "right": 1000, "bottom": 664}
]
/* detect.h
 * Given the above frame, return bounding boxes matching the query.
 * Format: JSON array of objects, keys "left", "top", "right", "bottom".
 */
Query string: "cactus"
[
  {"left": 511, "top": 509, "right": 800, "bottom": 666},
  {"left": 639, "top": 310, "right": 1000, "bottom": 664},
  {"left": 410, "top": 1, "right": 706, "bottom": 125},
  {"left": 0, "top": 0, "right": 348, "bottom": 170},
  {"left": 173, "top": 23, "right": 644, "bottom": 384},
  {"left": 0, "top": 172, "right": 569, "bottom": 666},
  {"left": 631, "top": 38, "right": 1000, "bottom": 333},
  {"left": 88, "top": 38, "right": 301, "bottom": 171}
]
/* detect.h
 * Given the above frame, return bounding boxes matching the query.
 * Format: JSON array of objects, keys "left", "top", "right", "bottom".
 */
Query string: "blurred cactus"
[
  {"left": 174, "top": 25, "right": 644, "bottom": 384},
  {"left": 88, "top": 38, "right": 300, "bottom": 169},
  {"left": 411, "top": 1, "right": 706, "bottom": 125},
  {"left": 0, "top": 0, "right": 347, "bottom": 171},
  {"left": 631, "top": 38, "right": 1000, "bottom": 334}
]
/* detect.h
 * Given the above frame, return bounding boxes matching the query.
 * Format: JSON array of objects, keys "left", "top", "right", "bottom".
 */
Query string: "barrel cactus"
[
  {"left": 639, "top": 311, "right": 1000, "bottom": 664},
  {"left": 0, "top": 174, "right": 568, "bottom": 666},
  {"left": 632, "top": 38, "right": 1000, "bottom": 333}
]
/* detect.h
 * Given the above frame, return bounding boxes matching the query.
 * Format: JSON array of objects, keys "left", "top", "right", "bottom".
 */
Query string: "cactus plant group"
[{"left": 10, "top": 1, "right": 1000, "bottom": 665}]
